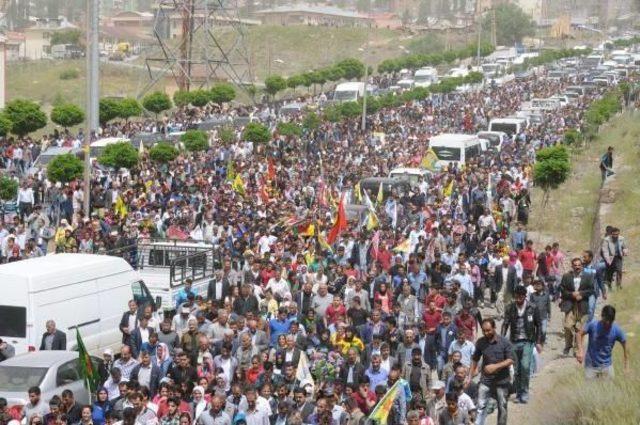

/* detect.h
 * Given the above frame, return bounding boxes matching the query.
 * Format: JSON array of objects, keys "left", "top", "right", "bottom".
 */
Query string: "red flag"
[
  {"left": 268, "top": 159, "right": 276, "bottom": 181},
  {"left": 327, "top": 195, "right": 347, "bottom": 244},
  {"left": 259, "top": 184, "right": 270, "bottom": 204},
  {"left": 318, "top": 180, "right": 327, "bottom": 208}
]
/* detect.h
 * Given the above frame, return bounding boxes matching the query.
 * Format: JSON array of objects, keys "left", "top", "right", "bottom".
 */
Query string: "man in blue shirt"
[
  {"left": 174, "top": 279, "right": 195, "bottom": 309},
  {"left": 577, "top": 305, "right": 629, "bottom": 379},
  {"left": 268, "top": 307, "right": 291, "bottom": 347}
]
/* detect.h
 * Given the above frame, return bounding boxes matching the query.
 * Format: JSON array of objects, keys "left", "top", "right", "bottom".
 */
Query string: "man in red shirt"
[
  {"left": 518, "top": 239, "right": 537, "bottom": 281},
  {"left": 454, "top": 304, "right": 477, "bottom": 341},
  {"left": 423, "top": 301, "right": 443, "bottom": 334},
  {"left": 351, "top": 379, "right": 377, "bottom": 414}
]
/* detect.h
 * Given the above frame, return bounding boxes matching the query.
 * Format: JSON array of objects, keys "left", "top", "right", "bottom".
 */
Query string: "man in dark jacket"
[
  {"left": 559, "top": 257, "right": 594, "bottom": 356},
  {"left": 501, "top": 285, "right": 542, "bottom": 404},
  {"left": 39, "top": 320, "right": 66, "bottom": 351},
  {"left": 119, "top": 300, "right": 140, "bottom": 346},
  {"left": 129, "top": 351, "right": 162, "bottom": 396},
  {"left": 232, "top": 284, "right": 259, "bottom": 316}
]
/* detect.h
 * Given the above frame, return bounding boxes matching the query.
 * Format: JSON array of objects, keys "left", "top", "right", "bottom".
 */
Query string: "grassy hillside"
[{"left": 527, "top": 112, "right": 640, "bottom": 425}]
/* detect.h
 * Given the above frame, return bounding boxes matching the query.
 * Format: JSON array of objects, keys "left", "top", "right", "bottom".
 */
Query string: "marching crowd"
[{"left": 0, "top": 63, "right": 633, "bottom": 425}]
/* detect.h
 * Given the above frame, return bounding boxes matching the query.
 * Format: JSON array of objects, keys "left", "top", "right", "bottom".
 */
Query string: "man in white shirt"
[{"left": 17, "top": 183, "right": 34, "bottom": 221}]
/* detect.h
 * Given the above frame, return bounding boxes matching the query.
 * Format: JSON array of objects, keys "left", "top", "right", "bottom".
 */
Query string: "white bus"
[
  {"left": 89, "top": 137, "right": 131, "bottom": 159},
  {"left": 429, "top": 134, "right": 483, "bottom": 168},
  {"left": 414, "top": 67, "right": 439, "bottom": 88}
]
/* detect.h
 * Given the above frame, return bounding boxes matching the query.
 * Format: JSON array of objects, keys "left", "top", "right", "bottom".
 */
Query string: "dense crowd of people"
[{"left": 0, "top": 62, "right": 634, "bottom": 425}]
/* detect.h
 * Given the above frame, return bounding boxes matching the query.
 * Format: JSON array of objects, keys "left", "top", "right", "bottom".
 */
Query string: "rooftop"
[{"left": 253, "top": 4, "right": 372, "bottom": 20}]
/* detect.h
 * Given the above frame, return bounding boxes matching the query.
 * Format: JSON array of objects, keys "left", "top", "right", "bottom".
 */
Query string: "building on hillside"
[
  {"left": 23, "top": 18, "right": 78, "bottom": 60},
  {"left": 4, "top": 32, "right": 26, "bottom": 61},
  {"left": 252, "top": 4, "right": 373, "bottom": 27}
]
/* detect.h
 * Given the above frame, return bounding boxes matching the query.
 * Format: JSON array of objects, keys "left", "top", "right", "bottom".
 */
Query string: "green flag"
[
  {"left": 76, "top": 329, "right": 99, "bottom": 393},
  {"left": 226, "top": 160, "right": 236, "bottom": 182}
]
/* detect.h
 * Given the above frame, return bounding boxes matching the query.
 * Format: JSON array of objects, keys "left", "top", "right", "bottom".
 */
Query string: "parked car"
[{"left": 0, "top": 351, "right": 103, "bottom": 408}]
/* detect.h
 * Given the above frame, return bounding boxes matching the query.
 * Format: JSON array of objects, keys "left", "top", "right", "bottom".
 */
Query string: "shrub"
[
  {"left": 98, "top": 142, "right": 139, "bottom": 170},
  {"left": 59, "top": 69, "right": 80, "bottom": 80},
  {"left": 563, "top": 128, "right": 582, "bottom": 145},
  {"left": 47, "top": 154, "right": 84, "bottom": 183},
  {"left": 3, "top": 99, "right": 47, "bottom": 137},
  {"left": 276, "top": 122, "right": 302, "bottom": 137},
  {"left": 149, "top": 142, "right": 179, "bottom": 163},
  {"left": 242, "top": 122, "right": 271, "bottom": 144},
  {"left": 180, "top": 130, "right": 209, "bottom": 152},
  {"left": 51, "top": 103, "right": 85, "bottom": 129},
  {"left": 0, "top": 176, "right": 18, "bottom": 200}
]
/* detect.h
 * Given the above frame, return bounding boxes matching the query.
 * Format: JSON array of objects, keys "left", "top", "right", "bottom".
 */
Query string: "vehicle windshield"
[
  {"left": 432, "top": 146, "right": 461, "bottom": 162},
  {"left": 414, "top": 75, "right": 434, "bottom": 83},
  {"left": 0, "top": 305, "right": 26, "bottom": 337},
  {"left": 478, "top": 134, "right": 500, "bottom": 146},
  {"left": 390, "top": 173, "right": 420, "bottom": 184},
  {"left": 482, "top": 64, "right": 498, "bottom": 73},
  {"left": 490, "top": 123, "right": 517, "bottom": 135},
  {"left": 333, "top": 90, "right": 357, "bottom": 101},
  {"left": 0, "top": 366, "right": 48, "bottom": 392}
]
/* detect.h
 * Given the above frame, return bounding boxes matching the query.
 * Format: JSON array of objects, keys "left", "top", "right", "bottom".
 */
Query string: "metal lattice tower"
[{"left": 140, "top": 0, "right": 253, "bottom": 95}]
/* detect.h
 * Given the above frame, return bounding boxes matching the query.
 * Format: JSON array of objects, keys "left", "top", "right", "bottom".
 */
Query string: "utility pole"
[
  {"left": 476, "top": 0, "right": 482, "bottom": 66},
  {"left": 491, "top": 7, "right": 497, "bottom": 47},
  {"left": 84, "top": 0, "right": 99, "bottom": 217},
  {"left": 361, "top": 0, "right": 370, "bottom": 132}
]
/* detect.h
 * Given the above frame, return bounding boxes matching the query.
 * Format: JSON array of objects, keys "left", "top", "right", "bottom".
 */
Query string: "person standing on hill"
[
  {"left": 576, "top": 305, "right": 629, "bottom": 379},
  {"left": 599, "top": 146, "right": 614, "bottom": 184}
]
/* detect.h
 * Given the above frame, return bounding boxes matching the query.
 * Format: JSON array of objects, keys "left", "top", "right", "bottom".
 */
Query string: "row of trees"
[
  {"left": 39, "top": 121, "right": 273, "bottom": 185},
  {"left": 264, "top": 58, "right": 366, "bottom": 98},
  {"left": 378, "top": 43, "right": 494, "bottom": 74},
  {"left": 172, "top": 83, "right": 236, "bottom": 108}
]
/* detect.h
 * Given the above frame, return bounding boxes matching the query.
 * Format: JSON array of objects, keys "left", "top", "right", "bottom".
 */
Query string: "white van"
[
  {"left": 0, "top": 254, "right": 145, "bottom": 355},
  {"left": 530, "top": 98, "right": 561, "bottom": 111},
  {"left": 389, "top": 167, "right": 432, "bottom": 185},
  {"left": 488, "top": 118, "right": 527, "bottom": 137},
  {"left": 481, "top": 63, "right": 505, "bottom": 78},
  {"left": 477, "top": 131, "right": 509, "bottom": 152},
  {"left": 429, "top": 134, "right": 483, "bottom": 168},
  {"left": 333, "top": 82, "right": 365, "bottom": 103},
  {"left": 414, "top": 67, "right": 438, "bottom": 88}
]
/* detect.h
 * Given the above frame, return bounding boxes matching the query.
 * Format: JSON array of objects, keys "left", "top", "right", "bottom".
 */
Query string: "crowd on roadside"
[{"left": 0, "top": 64, "right": 634, "bottom": 425}]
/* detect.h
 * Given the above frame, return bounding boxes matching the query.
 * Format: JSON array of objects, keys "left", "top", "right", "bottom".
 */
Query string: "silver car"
[{"left": 0, "top": 351, "right": 103, "bottom": 407}]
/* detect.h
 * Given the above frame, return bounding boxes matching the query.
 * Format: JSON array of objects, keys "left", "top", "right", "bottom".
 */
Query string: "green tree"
[
  {"left": 287, "top": 75, "right": 305, "bottom": 90},
  {"left": 264, "top": 75, "right": 287, "bottom": 98},
  {"left": 47, "top": 153, "right": 84, "bottom": 183},
  {"left": 98, "top": 142, "right": 140, "bottom": 170},
  {"left": 533, "top": 145, "right": 570, "bottom": 205},
  {"left": 325, "top": 66, "right": 344, "bottom": 82},
  {"left": 3, "top": 99, "right": 47, "bottom": 137},
  {"left": 99, "top": 98, "right": 122, "bottom": 125},
  {"left": 276, "top": 122, "right": 302, "bottom": 137},
  {"left": 209, "top": 83, "right": 236, "bottom": 105},
  {"left": 142, "top": 91, "right": 172, "bottom": 118},
  {"left": 563, "top": 128, "right": 582, "bottom": 145},
  {"left": 117, "top": 98, "right": 142, "bottom": 121},
  {"left": 302, "top": 112, "right": 321, "bottom": 131},
  {"left": 50, "top": 29, "right": 82, "bottom": 46},
  {"left": 0, "top": 114, "right": 12, "bottom": 136},
  {"left": 181, "top": 130, "right": 209, "bottom": 152},
  {"left": 189, "top": 89, "right": 211, "bottom": 107},
  {"left": 339, "top": 101, "right": 361, "bottom": 119},
  {"left": 218, "top": 126, "right": 236, "bottom": 144},
  {"left": 173, "top": 90, "right": 193, "bottom": 108},
  {"left": 323, "top": 105, "right": 343, "bottom": 122},
  {"left": 483, "top": 3, "right": 535, "bottom": 45},
  {"left": 242, "top": 122, "right": 271, "bottom": 144},
  {"left": 335, "top": 58, "right": 365, "bottom": 80},
  {"left": 0, "top": 176, "right": 18, "bottom": 201},
  {"left": 149, "top": 142, "right": 179, "bottom": 163},
  {"left": 50, "top": 103, "right": 85, "bottom": 129}
]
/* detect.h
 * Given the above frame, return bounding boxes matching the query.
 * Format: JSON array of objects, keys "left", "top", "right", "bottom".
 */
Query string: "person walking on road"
[
  {"left": 501, "top": 285, "right": 543, "bottom": 404},
  {"left": 599, "top": 146, "right": 614, "bottom": 184},
  {"left": 470, "top": 319, "right": 514, "bottom": 425},
  {"left": 576, "top": 305, "right": 629, "bottom": 379},
  {"left": 559, "top": 258, "right": 594, "bottom": 357},
  {"left": 39, "top": 320, "right": 66, "bottom": 351},
  {"left": 600, "top": 227, "right": 628, "bottom": 291}
]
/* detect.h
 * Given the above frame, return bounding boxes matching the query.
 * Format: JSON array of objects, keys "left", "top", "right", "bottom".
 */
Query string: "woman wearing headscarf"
[
  {"left": 91, "top": 388, "right": 111, "bottom": 425},
  {"left": 189, "top": 386, "right": 208, "bottom": 423},
  {"left": 155, "top": 342, "right": 173, "bottom": 378}
]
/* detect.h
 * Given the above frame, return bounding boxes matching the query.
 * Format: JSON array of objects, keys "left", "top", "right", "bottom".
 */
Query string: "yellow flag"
[
  {"left": 393, "top": 238, "right": 411, "bottom": 253},
  {"left": 317, "top": 231, "right": 332, "bottom": 253},
  {"left": 443, "top": 179, "right": 454, "bottom": 197},
  {"left": 420, "top": 148, "right": 438, "bottom": 171},
  {"left": 354, "top": 182, "right": 362, "bottom": 204},
  {"left": 366, "top": 210, "right": 379, "bottom": 230},
  {"left": 232, "top": 173, "right": 245, "bottom": 196},
  {"left": 115, "top": 196, "right": 128, "bottom": 219},
  {"left": 376, "top": 182, "right": 384, "bottom": 205}
]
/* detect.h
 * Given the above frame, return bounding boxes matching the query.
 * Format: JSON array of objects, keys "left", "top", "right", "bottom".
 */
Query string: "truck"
[
  {"left": 413, "top": 67, "right": 438, "bottom": 88},
  {"left": 333, "top": 82, "right": 365, "bottom": 103},
  {"left": 429, "top": 134, "right": 483, "bottom": 168}
]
